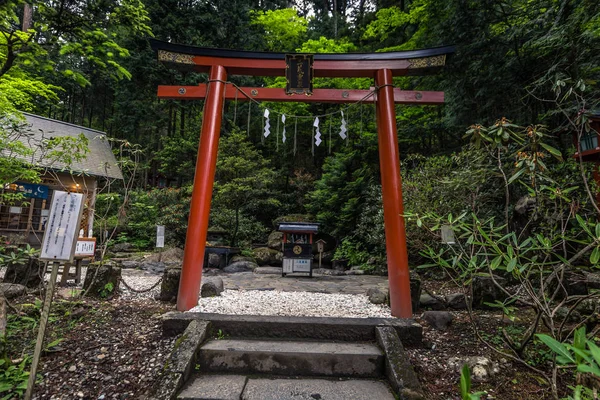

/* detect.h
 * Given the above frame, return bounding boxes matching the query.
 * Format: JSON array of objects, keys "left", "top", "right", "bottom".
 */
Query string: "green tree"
[{"left": 212, "top": 130, "right": 278, "bottom": 246}]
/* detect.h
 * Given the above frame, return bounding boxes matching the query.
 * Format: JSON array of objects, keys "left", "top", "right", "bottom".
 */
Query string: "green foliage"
[
  {"left": 0, "top": 357, "right": 34, "bottom": 398},
  {"left": 99, "top": 282, "right": 115, "bottom": 298},
  {"left": 537, "top": 327, "right": 600, "bottom": 399},
  {"left": 251, "top": 8, "right": 308, "bottom": 52},
  {"left": 460, "top": 364, "right": 484, "bottom": 400}
]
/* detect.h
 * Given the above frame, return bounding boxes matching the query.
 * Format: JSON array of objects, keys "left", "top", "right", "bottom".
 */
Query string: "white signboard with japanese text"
[
  {"left": 75, "top": 238, "right": 96, "bottom": 258},
  {"left": 40, "top": 191, "right": 85, "bottom": 262},
  {"left": 156, "top": 225, "right": 165, "bottom": 248}
]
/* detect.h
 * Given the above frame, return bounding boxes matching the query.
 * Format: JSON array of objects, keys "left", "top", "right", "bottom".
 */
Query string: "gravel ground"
[{"left": 190, "top": 289, "right": 392, "bottom": 318}]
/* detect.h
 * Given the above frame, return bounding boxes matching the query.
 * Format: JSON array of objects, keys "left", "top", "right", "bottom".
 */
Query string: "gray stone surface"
[
  {"left": 253, "top": 266, "right": 283, "bottom": 275},
  {"left": 419, "top": 293, "right": 445, "bottom": 310},
  {"left": 201, "top": 277, "right": 224, "bottom": 297},
  {"left": 120, "top": 260, "right": 141, "bottom": 269},
  {"left": 242, "top": 378, "right": 396, "bottom": 400},
  {"left": 0, "top": 283, "right": 26, "bottom": 299},
  {"left": 445, "top": 293, "right": 467, "bottom": 309},
  {"left": 178, "top": 375, "right": 248, "bottom": 400},
  {"left": 198, "top": 339, "right": 384, "bottom": 377},
  {"left": 159, "top": 266, "right": 181, "bottom": 302},
  {"left": 367, "top": 288, "right": 388, "bottom": 305},
  {"left": 472, "top": 275, "right": 507, "bottom": 308},
  {"left": 447, "top": 356, "right": 499, "bottom": 383},
  {"left": 267, "top": 231, "right": 284, "bottom": 250},
  {"left": 163, "top": 313, "right": 423, "bottom": 346},
  {"left": 422, "top": 311, "right": 453, "bottom": 331},
  {"left": 208, "top": 253, "right": 221, "bottom": 269},
  {"left": 140, "top": 261, "right": 166, "bottom": 274},
  {"left": 150, "top": 320, "right": 210, "bottom": 399},
  {"left": 82, "top": 263, "right": 121, "bottom": 298},
  {"left": 312, "top": 268, "right": 344, "bottom": 276},
  {"left": 252, "top": 247, "right": 283, "bottom": 266},
  {"left": 376, "top": 326, "right": 425, "bottom": 399},
  {"left": 223, "top": 261, "right": 258, "bottom": 273}
]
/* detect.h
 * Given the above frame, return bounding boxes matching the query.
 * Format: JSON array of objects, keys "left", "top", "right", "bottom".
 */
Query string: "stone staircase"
[{"left": 155, "top": 313, "right": 424, "bottom": 400}]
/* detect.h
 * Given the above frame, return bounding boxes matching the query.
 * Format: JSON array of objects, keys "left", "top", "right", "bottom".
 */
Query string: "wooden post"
[
  {"left": 375, "top": 69, "right": 413, "bottom": 318},
  {"left": 177, "top": 65, "right": 227, "bottom": 311},
  {"left": 24, "top": 261, "right": 59, "bottom": 400},
  {"left": 75, "top": 259, "right": 82, "bottom": 285}
]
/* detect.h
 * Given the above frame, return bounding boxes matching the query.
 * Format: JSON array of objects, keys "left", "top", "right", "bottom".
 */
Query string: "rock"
[
  {"left": 252, "top": 247, "right": 283, "bottom": 266},
  {"left": 419, "top": 293, "right": 445, "bottom": 310},
  {"left": 145, "top": 248, "right": 184, "bottom": 263},
  {"left": 2, "top": 256, "right": 44, "bottom": 288},
  {"left": 313, "top": 268, "right": 344, "bottom": 276},
  {"left": 446, "top": 293, "right": 468, "bottom": 309},
  {"left": 207, "top": 253, "right": 222, "bottom": 269},
  {"left": 267, "top": 231, "right": 283, "bottom": 250},
  {"left": 410, "top": 271, "right": 422, "bottom": 312},
  {"left": 229, "top": 255, "right": 256, "bottom": 264},
  {"left": 0, "top": 283, "right": 26, "bottom": 299},
  {"left": 345, "top": 269, "right": 365, "bottom": 275},
  {"left": 422, "top": 311, "right": 453, "bottom": 331},
  {"left": 575, "top": 298, "right": 600, "bottom": 315},
  {"left": 223, "top": 261, "right": 258, "bottom": 273},
  {"left": 471, "top": 275, "right": 507, "bottom": 308},
  {"left": 82, "top": 263, "right": 121, "bottom": 298},
  {"left": 201, "top": 277, "right": 224, "bottom": 297},
  {"left": 111, "top": 242, "right": 133, "bottom": 253},
  {"left": 367, "top": 288, "right": 388, "bottom": 305},
  {"left": 586, "top": 272, "right": 600, "bottom": 291},
  {"left": 68, "top": 365, "right": 76, "bottom": 372},
  {"left": 120, "top": 260, "right": 141, "bottom": 269},
  {"left": 332, "top": 259, "right": 348, "bottom": 270},
  {"left": 158, "top": 266, "right": 181, "bottom": 302},
  {"left": 555, "top": 306, "right": 582, "bottom": 322},
  {"left": 447, "top": 356, "right": 499, "bottom": 382},
  {"left": 139, "top": 261, "right": 166, "bottom": 274},
  {"left": 253, "top": 267, "right": 283, "bottom": 275}
]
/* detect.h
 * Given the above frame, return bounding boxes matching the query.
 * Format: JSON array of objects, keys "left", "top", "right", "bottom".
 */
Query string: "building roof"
[
  {"left": 277, "top": 222, "right": 319, "bottom": 234},
  {"left": 6, "top": 113, "right": 123, "bottom": 180}
]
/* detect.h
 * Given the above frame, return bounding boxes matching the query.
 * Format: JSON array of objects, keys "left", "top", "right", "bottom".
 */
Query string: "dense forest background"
[{"left": 2, "top": 0, "right": 600, "bottom": 269}]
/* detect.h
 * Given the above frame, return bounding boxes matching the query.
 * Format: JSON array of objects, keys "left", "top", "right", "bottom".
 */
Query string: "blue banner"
[{"left": 15, "top": 182, "right": 49, "bottom": 199}]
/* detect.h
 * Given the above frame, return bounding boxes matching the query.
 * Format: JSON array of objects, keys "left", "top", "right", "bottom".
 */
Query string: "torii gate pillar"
[
  {"left": 177, "top": 65, "right": 227, "bottom": 312},
  {"left": 375, "top": 69, "right": 412, "bottom": 317}
]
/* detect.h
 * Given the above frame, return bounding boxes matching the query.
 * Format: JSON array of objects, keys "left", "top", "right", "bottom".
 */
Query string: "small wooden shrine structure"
[{"left": 278, "top": 222, "right": 319, "bottom": 277}]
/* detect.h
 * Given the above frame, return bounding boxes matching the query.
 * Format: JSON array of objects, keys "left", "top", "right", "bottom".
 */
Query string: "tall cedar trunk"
[
  {"left": 180, "top": 105, "right": 185, "bottom": 137},
  {"left": 232, "top": 207, "right": 240, "bottom": 247}
]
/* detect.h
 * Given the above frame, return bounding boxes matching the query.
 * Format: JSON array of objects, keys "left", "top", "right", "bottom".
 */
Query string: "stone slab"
[
  {"left": 199, "top": 339, "right": 384, "bottom": 377},
  {"left": 178, "top": 374, "right": 248, "bottom": 400},
  {"left": 242, "top": 377, "right": 396, "bottom": 400},
  {"left": 376, "top": 326, "right": 425, "bottom": 399},
  {"left": 253, "top": 267, "right": 283, "bottom": 275},
  {"left": 162, "top": 313, "right": 422, "bottom": 346}
]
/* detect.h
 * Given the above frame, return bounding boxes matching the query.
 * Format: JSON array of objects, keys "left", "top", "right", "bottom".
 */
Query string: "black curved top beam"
[{"left": 149, "top": 38, "right": 455, "bottom": 61}]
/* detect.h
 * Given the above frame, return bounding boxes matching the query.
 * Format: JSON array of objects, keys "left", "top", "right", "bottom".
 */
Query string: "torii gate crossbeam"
[{"left": 151, "top": 39, "right": 455, "bottom": 319}]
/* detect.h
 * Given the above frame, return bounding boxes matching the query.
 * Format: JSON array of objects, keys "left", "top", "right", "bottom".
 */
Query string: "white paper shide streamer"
[
  {"left": 264, "top": 108, "right": 271, "bottom": 137},
  {"left": 281, "top": 114, "right": 286, "bottom": 143},
  {"left": 314, "top": 116, "right": 322, "bottom": 146},
  {"left": 339, "top": 110, "right": 347, "bottom": 139}
]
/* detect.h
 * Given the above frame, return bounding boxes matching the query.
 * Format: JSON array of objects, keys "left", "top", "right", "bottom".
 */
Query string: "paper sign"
[
  {"left": 40, "top": 191, "right": 84, "bottom": 262},
  {"left": 75, "top": 238, "right": 96, "bottom": 257},
  {"left": 156, "top": 225, "right": 165, "bottom": 248}
]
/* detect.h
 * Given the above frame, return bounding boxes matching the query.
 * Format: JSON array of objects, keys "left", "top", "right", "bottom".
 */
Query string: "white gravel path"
[{"left": 190, "top": 289, "right": 392, "bottom": 318}]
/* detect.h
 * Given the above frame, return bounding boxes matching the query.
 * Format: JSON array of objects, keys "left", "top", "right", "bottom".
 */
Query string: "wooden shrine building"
[{"left": 0, "top": 113, "right": 123, "bottom": 246}]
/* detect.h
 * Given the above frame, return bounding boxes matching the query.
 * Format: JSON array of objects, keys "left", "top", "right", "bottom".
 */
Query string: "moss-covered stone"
[
  {"left": 82, "top": 263, "right": 121, "bottom": 298},
  {"left": 252, "top": 247, "right": 283, "bottom": 266}
]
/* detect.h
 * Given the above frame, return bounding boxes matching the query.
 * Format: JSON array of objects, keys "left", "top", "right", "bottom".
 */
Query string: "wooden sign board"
[
  {"left": 285, "top": 54, "right": 314, "bottom": 95},
  {"left": 75, "top": 238, "right": 96, "bottom": 258},
  {"left": 40, "top": 191, "right": 85, "bottom": 262}
]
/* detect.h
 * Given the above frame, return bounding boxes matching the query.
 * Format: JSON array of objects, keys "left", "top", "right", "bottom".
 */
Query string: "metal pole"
[
  {"left": 177, "top": 65, "right": 227, "bottom": 311},
  {"left": 375, "top": 69, "right": 413, "bottom": 318},
  {"left": 24, "top": 261, "right": 59, "bottom": 400}
]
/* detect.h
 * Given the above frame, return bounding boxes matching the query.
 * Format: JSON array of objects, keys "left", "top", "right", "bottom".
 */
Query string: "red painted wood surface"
[
  {"left": 177, "top": 65, "right": 227, "bottom": 312},
  {"left": 375, "top": 69, "right": 413, "bottom": 318},
  {"left": 173, "top": 56, "right": 417, "bottom": 78},
  {"left": 158, "top": 85, "right": 444, "bottom": 105}
]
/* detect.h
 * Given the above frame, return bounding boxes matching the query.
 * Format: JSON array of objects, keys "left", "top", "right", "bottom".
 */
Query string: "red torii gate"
[{"left": 151, "top": 39, "right": 454, "bottom": 318}]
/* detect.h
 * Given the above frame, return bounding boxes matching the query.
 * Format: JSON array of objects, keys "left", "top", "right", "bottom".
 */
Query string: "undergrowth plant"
[{"left": 408, "top": 80, "right": 600, "bottom": 399}]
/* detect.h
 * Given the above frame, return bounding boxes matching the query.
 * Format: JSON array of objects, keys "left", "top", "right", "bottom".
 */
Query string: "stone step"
[
  {"left": 198, "top": 339, "right": 384, "bottom": 378},
  {"left": 178, "top": 374, "right": 396, "bottom": 400}
]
